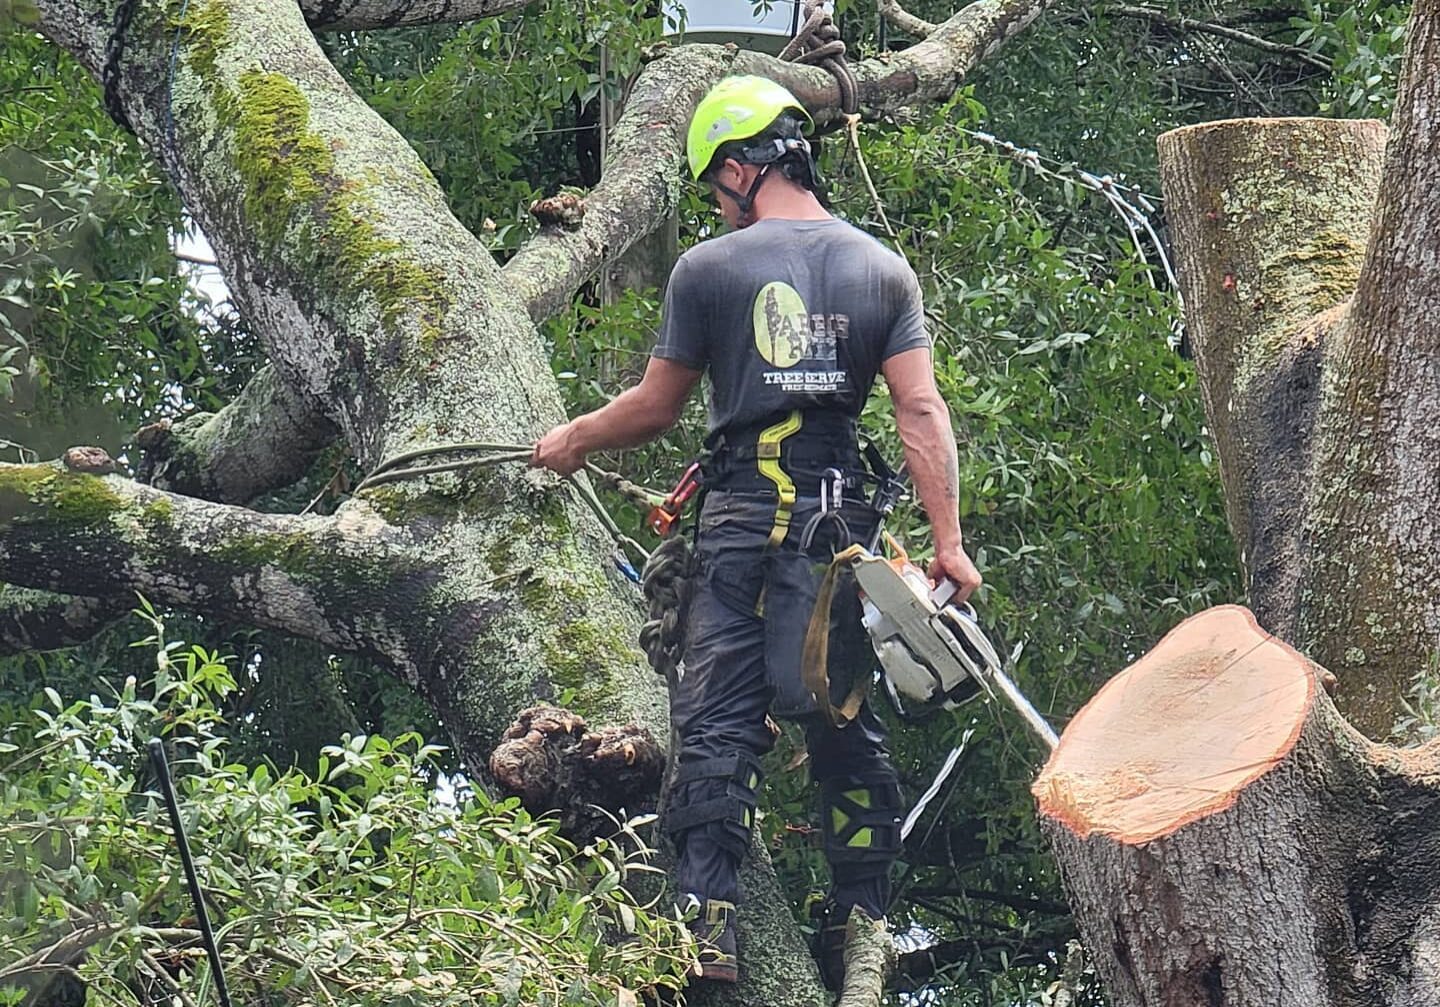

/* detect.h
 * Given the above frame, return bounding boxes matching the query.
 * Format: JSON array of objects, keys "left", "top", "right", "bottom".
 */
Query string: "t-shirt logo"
[
  {"left": 753, "top": 281, "right": 810, "bottom": 367},
  {"left": 751, "top": 281, "right": 851, "bottom": 394}
]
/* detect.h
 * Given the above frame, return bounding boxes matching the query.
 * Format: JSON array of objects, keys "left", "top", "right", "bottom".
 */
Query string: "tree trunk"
[
  {"left": 1035, "top": 606, "right": 1440, "bottom": 1006},
  {"left": 1158, "top": 0, "right": 1440, "bottom": 738}
]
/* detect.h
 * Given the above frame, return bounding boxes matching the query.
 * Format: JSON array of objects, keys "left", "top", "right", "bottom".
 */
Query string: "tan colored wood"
[{"left": 1035, "top": 605, "right": 1314, "bottom": 843}]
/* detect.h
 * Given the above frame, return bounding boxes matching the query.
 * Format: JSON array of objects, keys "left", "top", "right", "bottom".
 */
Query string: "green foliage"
[
  {"left": 4, "top": 0, "right": 1424, "bottom": 1000},
  {"left": 325, "top": 3, "right": 666, "bottom": 253},
  {"left": 0, "top": 610, "right": 692, "bottom": 1006},
  {"left": 0, "top": 31, "right": 256, "bottom": 457},
  {"left": 1293, "top": 0, "right": 1411, "bottom": 116}
]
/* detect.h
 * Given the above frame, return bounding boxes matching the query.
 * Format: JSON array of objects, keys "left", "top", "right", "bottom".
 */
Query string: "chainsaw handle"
[{"left": 930, "top": 578, "right": 960, "bottom": 609}]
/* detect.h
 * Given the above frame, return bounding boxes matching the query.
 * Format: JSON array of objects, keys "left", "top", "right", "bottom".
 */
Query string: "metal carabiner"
[{"left": 801, "top": 467, "right": 852, "bottom": 553}]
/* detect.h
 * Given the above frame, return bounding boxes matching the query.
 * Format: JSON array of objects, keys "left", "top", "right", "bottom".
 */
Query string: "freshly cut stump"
[{"left": 1034, "top": 605, "right": 1440, "bottom": 1007}]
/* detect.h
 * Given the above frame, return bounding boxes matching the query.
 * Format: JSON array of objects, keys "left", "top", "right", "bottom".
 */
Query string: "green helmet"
[{"left": 686, "top": 76, "right": 814, "bottom": 181}]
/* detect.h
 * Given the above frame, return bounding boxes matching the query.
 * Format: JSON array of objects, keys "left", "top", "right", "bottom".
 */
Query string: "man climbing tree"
[{"left": 532, "top": 75, "right": 983, "bottom": 987}]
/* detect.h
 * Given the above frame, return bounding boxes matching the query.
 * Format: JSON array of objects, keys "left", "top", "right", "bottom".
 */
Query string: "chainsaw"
[
  {"left": 847, "top": 540, "right": 1058, "bottom": 751},
  {"left": 836, "top": 456, "right": 1059, "bottom": 750}
]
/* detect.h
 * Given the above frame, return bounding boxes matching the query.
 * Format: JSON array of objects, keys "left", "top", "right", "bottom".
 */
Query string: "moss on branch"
[{"left": 0, "top": 466, "right": 126, "bottom": 527}]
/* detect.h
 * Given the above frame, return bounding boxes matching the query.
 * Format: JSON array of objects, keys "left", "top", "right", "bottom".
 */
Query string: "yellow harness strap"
[
  {"left": 801, "top": 544, "right": 872, "bottom": 727},
  {"left": 757, "top": 410, "right": 803, "bottom": 552}
]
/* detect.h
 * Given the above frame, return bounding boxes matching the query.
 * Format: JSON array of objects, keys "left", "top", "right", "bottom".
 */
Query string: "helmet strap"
[{"left": 712, "top": 165, "right": 774, "bottom": 228}]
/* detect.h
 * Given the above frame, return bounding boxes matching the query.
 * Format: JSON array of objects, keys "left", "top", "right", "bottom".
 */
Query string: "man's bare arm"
[
  {"left": 531, "top": 357, "right": 703, "bottom": 475},
  {"left": 882, "top": 346, "right": 982, "bottom": 599}
]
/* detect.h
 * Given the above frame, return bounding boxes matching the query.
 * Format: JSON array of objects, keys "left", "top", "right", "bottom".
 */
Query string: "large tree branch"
[
  {"left": 134, "top": 365, "right": 339, "bottom": 505},
  {"left": 1156, "top": 118, "right": 1385, "bottom": 640},
  {"left": 1158, "top": 0, "right": 1440, "bottom": 737},
  {"left": 33, "top": 0, "right": 672, "bottom": 757},
  {"left": 506, "top": 0, "right": 1061, "bottom": 323},
  {"left": 0, "top": 460, "right": 402, "bottom": 650},
  {"left": 301, "top": 0, "right": 532, "bottom": 30},
  {"left": 1297, "top": 0, "right": 1440, "bottom": 735},
  {"left": 5, "top": 367, "right": 341, "bottom": 657},
  {"left": 1035, "top": 606, "right": 1440, "bottom": 1003}
]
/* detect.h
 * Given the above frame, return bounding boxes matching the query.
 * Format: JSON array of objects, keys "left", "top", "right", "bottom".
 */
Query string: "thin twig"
[
  {"left": 1109, "top": 4, "right": 1331, "bottom": 70},
  {"left": 878, "top": 0, "right": 936, "bottom": 38},
  {"left": 139, "top": 950, "right": 200, "bottom": 1007}
]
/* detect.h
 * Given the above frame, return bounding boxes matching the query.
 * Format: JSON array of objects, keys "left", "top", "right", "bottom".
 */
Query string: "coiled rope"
[{"left": 779, "top": 0, "right": 860, "bottom": 116}]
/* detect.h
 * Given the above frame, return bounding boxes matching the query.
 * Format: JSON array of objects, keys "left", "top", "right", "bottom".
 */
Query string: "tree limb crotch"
[{"left": 135, "top": 365, "right": 339, "bottom": 505}]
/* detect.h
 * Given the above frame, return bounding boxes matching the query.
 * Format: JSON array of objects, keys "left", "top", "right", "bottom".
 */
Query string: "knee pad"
[
  {"left": 666, "top": 752, "right": 764, "bottom": 860},
  {"left": 820, "top": 775, "right": 902, "bottom": 868}
]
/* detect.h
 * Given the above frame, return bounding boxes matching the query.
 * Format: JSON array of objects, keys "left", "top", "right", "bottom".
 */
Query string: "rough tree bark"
[
  {"left": 1033, "top": 0, "right": 1440, "bottom": 1003},
  {"left": 1156, "top": 0, "right": 1440, "bottom": 740},
  {"left": 1036, "top": 606, "right": 1440, "bottom": 1005},
  {"left": 6, "top": 0, "right": 1062, "bottom": 1000}
]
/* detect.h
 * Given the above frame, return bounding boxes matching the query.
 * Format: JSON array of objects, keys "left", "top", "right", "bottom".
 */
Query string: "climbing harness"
[{"left": 756, "top": 410, "right": 806, "bottom": 552}]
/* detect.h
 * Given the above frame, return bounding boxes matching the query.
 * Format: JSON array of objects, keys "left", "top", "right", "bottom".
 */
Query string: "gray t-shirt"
[{"left": 652, "top": 218, "right": 930, "bottom": 439}]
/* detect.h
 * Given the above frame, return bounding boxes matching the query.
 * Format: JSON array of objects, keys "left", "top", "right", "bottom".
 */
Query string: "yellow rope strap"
[{"left": 801, "top": 544, "right": 872, "bottom": 727}]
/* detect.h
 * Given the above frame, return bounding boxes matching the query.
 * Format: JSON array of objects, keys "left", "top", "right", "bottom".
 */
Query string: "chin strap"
[{"left": 711, "top": 165, "right": 774, "bottom": 228}]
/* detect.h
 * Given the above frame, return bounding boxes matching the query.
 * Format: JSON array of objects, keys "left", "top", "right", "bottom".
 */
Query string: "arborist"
[{"left": 530, "top": 75, "right": 982, "bottom": 989}]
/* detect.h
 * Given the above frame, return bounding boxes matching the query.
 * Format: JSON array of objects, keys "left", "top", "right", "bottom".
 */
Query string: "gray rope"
[
  {"left": 352, "top": 441, "right": 655, "bottom": 567},
  {"left": 779, "top": 0, "right": 859, "bottom": 116}
]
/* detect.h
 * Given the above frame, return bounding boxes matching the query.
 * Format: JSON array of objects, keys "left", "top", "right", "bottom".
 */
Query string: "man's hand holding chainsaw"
[{"left": 883, "top": 346, "right": 983, "bottom": 603}]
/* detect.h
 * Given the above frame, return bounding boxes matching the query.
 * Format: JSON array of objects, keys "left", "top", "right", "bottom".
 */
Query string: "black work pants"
[{"left": 668, "top": 490, "right": 901, "bottom": 917}]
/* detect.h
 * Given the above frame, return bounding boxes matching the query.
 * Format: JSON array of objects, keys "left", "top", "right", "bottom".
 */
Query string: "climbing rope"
[
  {"left": 355, "top": 440, "right": 701, "bottom": 683},
  {"left": 102, "top": 0, "right": 143, "bottom": 131},
  {"left": 352, "top": 441, "right": 659, "bottom": 572},
  {"left": 779, "top": 0, "right": 859, "bottom": 117},
  {"left": 638, "top": 534, "right": 698, "bottom": 690}
]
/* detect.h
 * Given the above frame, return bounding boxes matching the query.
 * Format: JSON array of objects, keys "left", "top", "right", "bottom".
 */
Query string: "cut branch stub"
[
  {"left": 1034, "top": 605, "right": 1440, "bottom": 1006},
  {"left": 1156, "top": 118, "right": 1386, "bottom": 643},
  {"left": 1036, "top": 605, "right": 1314, "bottom": 843}
]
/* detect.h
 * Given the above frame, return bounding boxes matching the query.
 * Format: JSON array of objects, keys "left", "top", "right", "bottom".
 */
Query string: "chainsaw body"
[
  {"left": 848, "top": 548, "right": 1060, "bottom": 750},
  {"left": 852, "top": 552, "right": 995, "bottom": 720}
]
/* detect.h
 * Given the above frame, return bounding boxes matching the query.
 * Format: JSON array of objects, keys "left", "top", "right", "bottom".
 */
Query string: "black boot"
[
  {"left": 809, "top": 897, "right": 850, "bottom": 992},
  {"left": 680, "top": 893, "right": 739, "bottom": 983}
]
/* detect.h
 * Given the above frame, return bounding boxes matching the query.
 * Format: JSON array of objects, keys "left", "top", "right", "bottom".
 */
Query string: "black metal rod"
[{"left": 147, "top": 738, "right": 235, "bottom": 1007}]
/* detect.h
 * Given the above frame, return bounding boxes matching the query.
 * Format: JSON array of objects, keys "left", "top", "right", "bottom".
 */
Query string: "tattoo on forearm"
[{"left": 944, "top": 451, "right": 959, "bottom": 502}]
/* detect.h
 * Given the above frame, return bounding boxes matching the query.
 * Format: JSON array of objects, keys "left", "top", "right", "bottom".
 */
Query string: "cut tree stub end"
[
  {"left": 1033, "top": 605, "right": 1316, "bottom": 844},
  {"left": 1157, "top": 115, "right": 1387, "bottom": 149}
]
